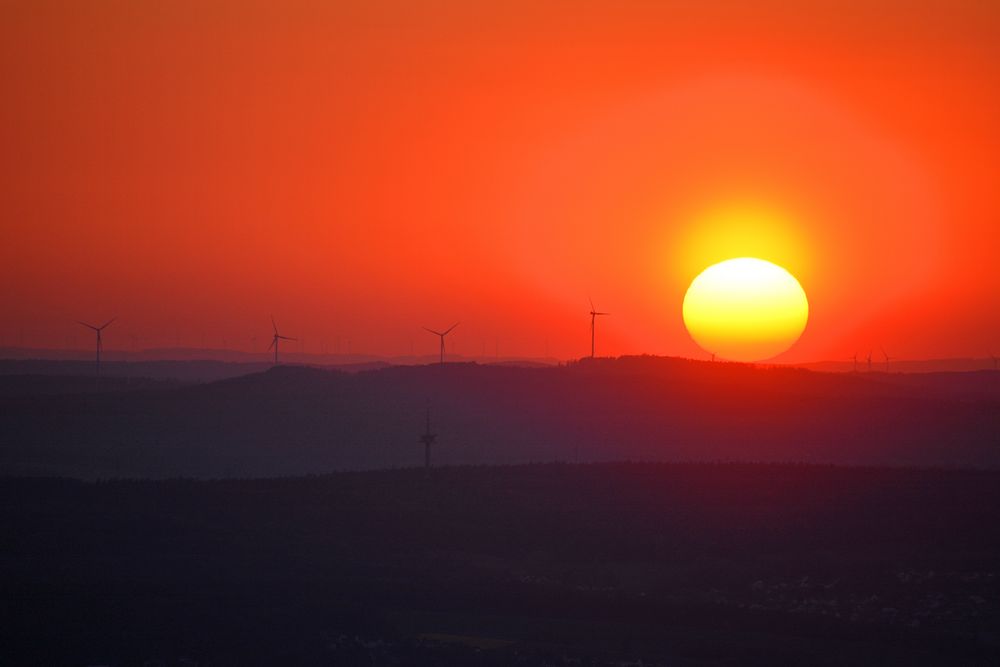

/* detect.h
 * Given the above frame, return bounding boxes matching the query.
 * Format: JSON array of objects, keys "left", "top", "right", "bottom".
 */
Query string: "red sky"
[{"left": 2, "top": 1, "right": 998, "bottom": 361}]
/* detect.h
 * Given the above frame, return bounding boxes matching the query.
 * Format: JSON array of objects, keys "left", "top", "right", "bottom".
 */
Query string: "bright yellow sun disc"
[{"left": 682, "top": 257, "right": 808, "bottom": 362}]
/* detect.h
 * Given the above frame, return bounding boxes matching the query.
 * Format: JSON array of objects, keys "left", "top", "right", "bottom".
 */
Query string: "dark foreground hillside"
[
  {"left": 3, "top": 463, "right": 1000, "bottom": 665},
  {"left": 1, "top": 357, "right": 998, "bottom": 478}
]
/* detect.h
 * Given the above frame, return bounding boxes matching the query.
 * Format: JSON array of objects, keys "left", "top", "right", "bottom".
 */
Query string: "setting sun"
[
  {"left": 3, "top": 3, "right": 1000, "bottom": 663},
  {"left": 682, "top": 258, "right": 809, "bottom": 362}
]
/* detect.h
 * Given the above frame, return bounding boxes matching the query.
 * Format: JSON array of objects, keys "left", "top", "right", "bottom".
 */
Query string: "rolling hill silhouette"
[{"left": 2, "top": 356, "right": 996, "bottom": 479}]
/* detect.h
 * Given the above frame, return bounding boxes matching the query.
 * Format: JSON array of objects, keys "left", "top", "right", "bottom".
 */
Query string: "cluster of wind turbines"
[
  {"left": 76, "top": 316, "right": 300, "bottom": 374},
  {"left": 851, "top": 348, "right": 894, "bottom": 373},
  {"left": 76, "top": 317, "right": 461, "bottom": 470},
  {"left": 74, "top": 308, "right": 1000, "bottom": 378},
  {"left": 421, "top": 299, "right": 610, "bottom": 365},
  {"left": 414, "top": 303, "right": 611, "bottom": 470},
  {"left": 75, "top": 299, "right": 615, "bottom": 374}
]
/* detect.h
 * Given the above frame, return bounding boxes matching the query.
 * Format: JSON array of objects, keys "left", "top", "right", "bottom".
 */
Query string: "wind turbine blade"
[
  {"left": 78, "top": 321, "right": 99, "bottom": 331},
  {"left": 596, "top": 312, "right": 610, "bottom": 316},
  {"left": 443, "top": 322, "right": 460, "bottom": 335},
  {"left": 589, "top": 297, "right": 595, "bottom": 312},
  {"left": 266, "top": 338, "right": 275, "bottom": 351},
  {"left": 279, "top": 336, "right": 296, "bottom": 341},
  {"left": 271, "top": 316, "right": 278, "bottom": 335},
  {"left": 99, "top": 317, "right": 117, "bottom": 330},
  {"left": 423, "top": 327, "right": 443, "bottom": 336}
]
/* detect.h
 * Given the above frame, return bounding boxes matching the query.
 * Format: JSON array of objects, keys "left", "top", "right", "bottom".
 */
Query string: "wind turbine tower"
[
  {"left": 267, "top": 317, "right": 296, "bottom": 365},
  {"left": 589, "top": 298, "right": 609, "bottom": 358},
  {"left": 881, "top": 347, "right": 893, "bottom": 373},
  {"left": 865, "top": 350, "right": 873, "bottom": 373},
  {"left": 418, "top": 407, "right": 437, "bottom": 469},
  {"left": 78, "top": 318, "right": 116, "bottom": 376},
  {"left": 423, "top": 323, "right": 459, "bottom": 364}
]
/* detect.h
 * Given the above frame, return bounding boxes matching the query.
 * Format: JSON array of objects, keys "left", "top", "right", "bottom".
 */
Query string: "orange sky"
[{"left": 2, "top": 0, "right": 998, "bottom": 361}]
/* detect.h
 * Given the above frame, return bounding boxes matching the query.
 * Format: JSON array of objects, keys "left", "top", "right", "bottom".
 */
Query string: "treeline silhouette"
[{"left": 2, "top": 463, "right": 999, "bottom": 665}]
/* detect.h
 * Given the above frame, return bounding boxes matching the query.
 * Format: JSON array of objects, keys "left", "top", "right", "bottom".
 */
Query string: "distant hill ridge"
[{"left": 1, "top": 355, "right": 996, "bottom": 479}]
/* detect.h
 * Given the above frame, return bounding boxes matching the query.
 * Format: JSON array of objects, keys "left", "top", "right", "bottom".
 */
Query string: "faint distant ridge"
[
  {"left": 0, "top": 348, "right": 997, "bottom": 386},
  {"left": 2, "top": 345, "right": 997, "bottom": 374},
  {"left": 791, "top": 357, "right": 1000, "bottom": 374},
  {"left": 0, "top": 346, "right": 561, "bottom": 368}
]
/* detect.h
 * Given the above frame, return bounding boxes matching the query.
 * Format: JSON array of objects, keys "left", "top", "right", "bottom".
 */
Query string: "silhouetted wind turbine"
[
  {"left": 423, "top": 323, "right": 459, "bottom": 364},
  {"left": 419, "top": 407, "right": 437, "bottom": 469},
  {"left": 865, "top": 350, "right": 873, "bottom": 373},
  {"left": 589, "top": 298, "right": 609, "bottom": 358},
  {"left": 990, "top": 352, "right": 998, "bottom": 371},
  {"left": 267, "top": 317, "right": 296, "bottom": 365},
  {"left": 851, "top": 352, "right": 859, "bottom": 373},
  {"left": 78, "top": 318, "right": 115, "bottom": 375},
  {"left": 880, "top": 347, "right": 893, "bottom": 373}
]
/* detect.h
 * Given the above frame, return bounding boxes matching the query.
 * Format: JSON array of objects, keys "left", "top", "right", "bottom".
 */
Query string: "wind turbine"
[
  {"left": 865, "top": 350, "right": 873, "bottom": 373},
  {"left": 589, "top": 298, "right": 609, "bottom": 358},
  {"left": 880, "top": 347, "right": 893, "bottom": 373},
  {"left": 78, "top": 318, "right": 116, "bottom": 375},
  {"left": 418, "top": 407, "right": 437, "bottom": 469},
  {"left": 990, "top": 352, "right": 998, "bottom": 371},
  {"left": 851, "top": 352, "right": 859, "bottom": 373},
  {"left": 267, "top": 317, "right": 296, "bottom": 365},
  {"left": 423, "top": 323, "right": 459, "bottom": 364}
]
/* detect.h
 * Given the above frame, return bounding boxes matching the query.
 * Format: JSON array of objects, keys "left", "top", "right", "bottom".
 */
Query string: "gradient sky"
[{"left": 2, "top": 0, "right": 998, "bottom": 361}]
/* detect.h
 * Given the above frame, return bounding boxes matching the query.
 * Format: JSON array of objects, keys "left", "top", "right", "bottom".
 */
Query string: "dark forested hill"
[
  {"left": 1, "top": 356, "right": 997, "bottom": 478},
  {"left": 3, "top": 463, "right": 1000, "bottom": 665}
]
